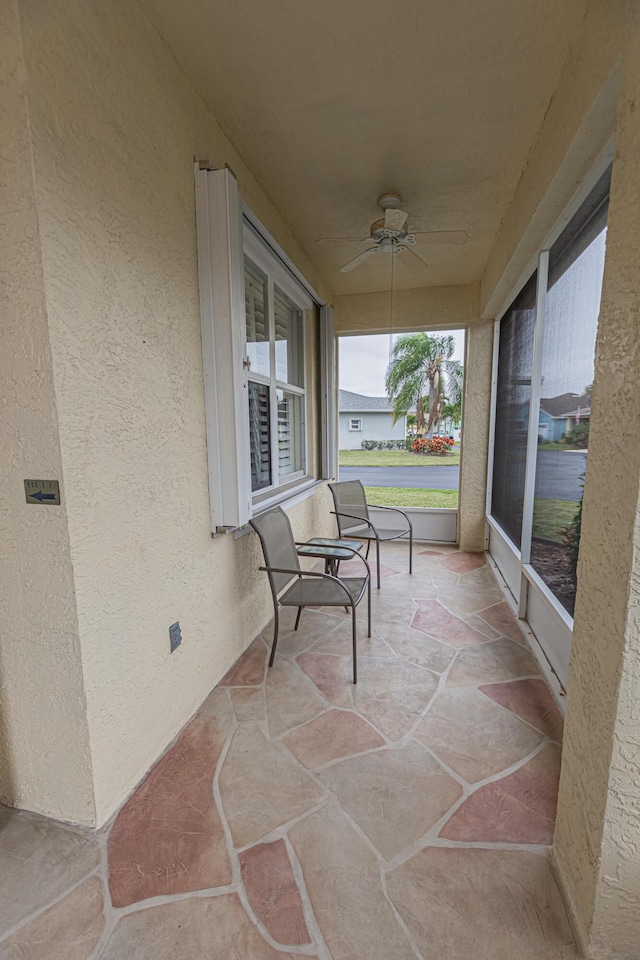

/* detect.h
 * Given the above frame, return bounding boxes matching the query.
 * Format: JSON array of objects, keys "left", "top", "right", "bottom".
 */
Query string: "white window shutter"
[
  {"left": 320, "top": 305, "right": 337, "bottom": 479},
  {"left": 195, "top": 164, "right": 251, "bottom": 531}
]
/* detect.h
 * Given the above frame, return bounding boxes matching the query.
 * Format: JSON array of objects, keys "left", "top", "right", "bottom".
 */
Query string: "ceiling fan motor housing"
[{"left": 369, "top": 218, "right": 416, "bottom": 244}]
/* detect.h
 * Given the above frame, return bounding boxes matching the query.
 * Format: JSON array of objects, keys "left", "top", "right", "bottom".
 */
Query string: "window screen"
[
  {"left": 274, "top": 285, "right": 303, "bottom": 387},
  {"left": 245, "top": 259, "right": 270, "bottom": 378},
  {"left": 491, "top": 272, "right": 537, "bottom": 548},
  {"left": 530, "top": 170, "right": 609, "bottom": 614}
]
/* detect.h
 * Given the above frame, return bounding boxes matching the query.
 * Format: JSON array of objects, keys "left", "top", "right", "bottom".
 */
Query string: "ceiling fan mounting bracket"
[{"left": 377, "top": 193, "right": 403, "bottom": 211}]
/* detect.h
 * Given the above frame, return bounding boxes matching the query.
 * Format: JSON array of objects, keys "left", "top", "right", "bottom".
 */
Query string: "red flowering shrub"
[{"left": 410, "top": 436, "right": 454, "bottom": 456}]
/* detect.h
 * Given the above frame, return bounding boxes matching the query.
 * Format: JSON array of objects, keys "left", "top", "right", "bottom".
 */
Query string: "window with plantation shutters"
[
  {"left": 244, "top": 255, "right": 306, "bottom": 495},
  {"left": 245, "top": 260, "right": 269, "bottom": 378},
  {"left": 249, "top": 382, "right": 271, "bottom": 490},
  {"left": 195, "top": 163, "right": 323, "bottom": 532}
]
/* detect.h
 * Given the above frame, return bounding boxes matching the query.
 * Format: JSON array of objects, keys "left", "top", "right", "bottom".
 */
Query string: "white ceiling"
[{"left": 142, "top": 0, "right": 586, "bottom": 295}]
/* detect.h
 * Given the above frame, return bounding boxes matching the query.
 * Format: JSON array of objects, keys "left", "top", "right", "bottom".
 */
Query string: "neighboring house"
[
  {"left": 338, "top": 390, "right": 406, "bottom": 450},
  {"left": 539, "top": 393, "right": 591, "bottom": 442},
  {"left": 406, "top": 408, "right": 462, "bottom": 441}
]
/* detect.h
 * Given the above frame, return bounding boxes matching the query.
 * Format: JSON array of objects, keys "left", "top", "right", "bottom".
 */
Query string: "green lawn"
[
  {"left": 340, "top": 448, "right": 460, "bottom": 467},
  {"left": 532, "top": 498, "right": 579, "bottom": 543},
  {"left": 364, "top": 486, "right": 458, "bottom": 508},
  {"left": 538, "top": 441, "right": 588, "bottom": 452}
]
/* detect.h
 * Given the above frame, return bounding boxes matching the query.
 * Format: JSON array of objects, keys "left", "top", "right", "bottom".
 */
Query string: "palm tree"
[
  {"left": 386, "top": 333, "right": 463, "bottom": 439},
  {"left": 442, "top": 400, "right": 462, "bottom": 436}
]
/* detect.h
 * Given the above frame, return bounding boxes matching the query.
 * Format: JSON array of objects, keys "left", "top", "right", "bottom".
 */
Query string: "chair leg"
[
  {"left": 367, "top": 578, "right": 372, "bottom": 638},
  {"left": 294, "top": 607, "right": 302, "bottom": 631},
  {"left": 351, "top": 604, "right": 357, "bottom": 684},
  {"left": 376, "top": 538, "right": 381, "bottom": 590},
  {"left": 268, "top": 606, "right": 280, "bottom": 667},
  {"left": 365, "top": 539, "right": 371, "bottom": 561},
  {"left": 409, "top": 526, "right": 413, "bottom": 574}
]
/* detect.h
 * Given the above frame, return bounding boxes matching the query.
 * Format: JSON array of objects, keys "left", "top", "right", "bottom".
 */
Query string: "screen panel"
[
  {"left": 530, "top": 173, "right": 609, "bottom": 614},
  {"left": 491, "top": 272, "right": 537, "bottom": 548}
]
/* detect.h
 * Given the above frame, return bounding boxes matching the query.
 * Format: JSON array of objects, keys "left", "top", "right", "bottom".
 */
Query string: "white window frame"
[
  {"left": 243, "top": 238, "right": 311, "bottom": 502},
  {"left": 194, "top": 162, "right": 331, "bottom": 532},
  {"left": 320, "top": 305, "right": 337, "bottom": 480},
  {"left": 349, "top": 418, "right": 363, "bottom": 431}
]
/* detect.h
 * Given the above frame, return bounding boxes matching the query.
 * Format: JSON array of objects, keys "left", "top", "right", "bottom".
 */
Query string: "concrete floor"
[{"left": 0, "top": 543, "right": 574, "bottom": 959}]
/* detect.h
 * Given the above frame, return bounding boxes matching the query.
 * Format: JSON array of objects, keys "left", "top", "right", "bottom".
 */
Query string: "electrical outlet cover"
[{"left": 169, "top": 621, "right": 182, "bottom": 653}]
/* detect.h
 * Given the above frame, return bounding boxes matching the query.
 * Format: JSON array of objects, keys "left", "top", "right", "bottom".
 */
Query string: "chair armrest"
[
  {"left": 259, "top": 566, "right": 354, "bottom": 603},
  {"left": 371, "top": 504, "right": 413, "bottom": 533},
  {"left": 295, "top": 542, "right": 372, "bottom": 581},
  {"left": 330, "top": 510, "right": 378, "bottom": 539}
]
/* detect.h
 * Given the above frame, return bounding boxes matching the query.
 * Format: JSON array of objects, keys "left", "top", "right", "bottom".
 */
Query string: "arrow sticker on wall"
[{"left": 24, "top": 479, "right": 61, "bottom": 505}]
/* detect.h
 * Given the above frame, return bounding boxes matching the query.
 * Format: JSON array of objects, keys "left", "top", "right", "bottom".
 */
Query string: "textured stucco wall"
[
  {"left": 458, "top": 321, "right": 493, "bottom": 552},
  {"left": 553, "top": 9, "right": 640, "bottom": 956},
  {"left": 481, "top": 0, "right": 624, "bottom": 320},
  {"left": 17, "top": 0, "right": 332, "bottom": 826},
  {"left": 0, "top": 0, "right": 95, "bottom": 823},
  {"left": 334, "top": 284, "right": 478, "bottom": 336}
]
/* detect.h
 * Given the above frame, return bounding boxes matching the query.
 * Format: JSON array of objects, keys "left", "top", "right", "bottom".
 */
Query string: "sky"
[{"left": 339, "top": 330, "right": 465, "bottom": 396}]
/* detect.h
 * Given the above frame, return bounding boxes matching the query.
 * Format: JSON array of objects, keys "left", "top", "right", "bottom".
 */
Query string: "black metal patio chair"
[
  {"left": 328, "top": 479, "right": 413, "bottom": 589},
  {"left": 250, "top": 506, "right": 371, "bottom": 683}
]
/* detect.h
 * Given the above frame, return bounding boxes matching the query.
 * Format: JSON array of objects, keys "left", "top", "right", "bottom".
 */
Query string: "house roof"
[
  {"left": 338, "top": 389, "right": 395, "bottom": 413},
  {"left": 539, "top": 393, "right": 591, "bottom": 419}
]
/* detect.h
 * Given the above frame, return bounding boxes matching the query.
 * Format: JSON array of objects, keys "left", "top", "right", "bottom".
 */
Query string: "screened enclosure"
[{"left": 487, "top": 166, "right": 610, "bottom": 686}]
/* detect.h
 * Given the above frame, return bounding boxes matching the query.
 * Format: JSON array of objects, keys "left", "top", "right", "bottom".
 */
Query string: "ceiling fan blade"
[
  {"left": 413, "top": 230, "right": 468, "bottom": 245},
  {"left": 397, "top": 246, "right": 429, "bottom": 273},
  {"left": 340, "top": 247, "right": 379, "bottom": 273},
  {"left": 384, "top": 208, "right": 409, "bottom": 232},
  {"left": 315, "top": 236, "right": 365, "bottom": 243}
]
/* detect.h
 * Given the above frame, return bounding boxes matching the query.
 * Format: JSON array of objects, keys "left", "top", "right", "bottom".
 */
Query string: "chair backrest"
[
  {"left": 249, "top": 506, "right": 300, "bottom": 596},
  {"left": 328, "top": 480, "right": 370, "bottom": 536}
]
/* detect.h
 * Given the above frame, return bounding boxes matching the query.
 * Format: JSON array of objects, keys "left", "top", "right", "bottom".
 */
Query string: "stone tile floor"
[{"left": 0, "top": 544, "right": 576, "bottom": 959}]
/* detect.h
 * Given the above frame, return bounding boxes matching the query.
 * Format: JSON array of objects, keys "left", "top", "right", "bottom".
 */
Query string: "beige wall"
[
  {"left": 0, "top": 0, "right": 95, "bottom": 824},
  {"left": 458, "top": 321, "right": 493, "bottom": 552},
  {"left": 481, "top": 0, "right": 624, "bottom": 320},
  {"left": 5, "top": 0, "right": 332, "bottom": 826},
  {"left": 553, "top": 8, "right": 640, "bottom": 956},
  {"left": 334, "top": 284, "right": 478, "bottom": 336}
]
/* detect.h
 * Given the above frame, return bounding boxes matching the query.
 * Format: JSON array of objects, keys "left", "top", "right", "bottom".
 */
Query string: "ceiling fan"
[{"left": 316, "top": 193, "right": 468, "bottom": 273}]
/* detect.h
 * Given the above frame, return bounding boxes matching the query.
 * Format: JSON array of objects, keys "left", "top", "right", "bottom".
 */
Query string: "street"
[
  {"left": 532, "top": 449, "right": 587, "bottom": 500},
  {"left": 339, "top": 464, "right": 460, "bottom": 489},
  {"left": 339, "top": 449, "right": 587, "bottom": 499}
]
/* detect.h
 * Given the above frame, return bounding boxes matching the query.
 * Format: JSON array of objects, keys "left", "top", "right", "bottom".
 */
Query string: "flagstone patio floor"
[{"left": 0, "top": 543, "right": 575, "bottom": 959}]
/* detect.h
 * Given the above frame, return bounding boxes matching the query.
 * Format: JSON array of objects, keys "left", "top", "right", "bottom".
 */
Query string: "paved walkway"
[{"left": 0, "top": 544, "right": 574, "bottom": 959}]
